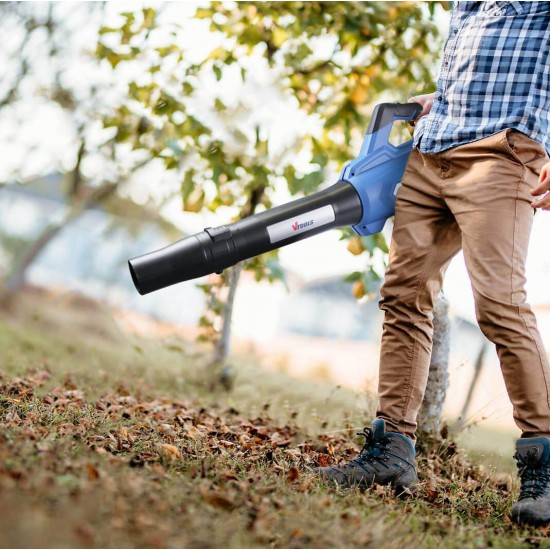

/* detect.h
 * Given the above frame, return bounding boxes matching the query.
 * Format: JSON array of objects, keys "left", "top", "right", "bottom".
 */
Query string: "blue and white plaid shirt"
[{"left": 414, "top": 1, "right": 550, "bottom": 155}]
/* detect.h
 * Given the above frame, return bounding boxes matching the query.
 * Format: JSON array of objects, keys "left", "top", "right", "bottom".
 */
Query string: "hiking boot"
[
  {"left": 510, "top": 436, "right": 550, "bottom": 526},
  {"left": 314, "top": 418, "right": 417, "bottom": 494}
]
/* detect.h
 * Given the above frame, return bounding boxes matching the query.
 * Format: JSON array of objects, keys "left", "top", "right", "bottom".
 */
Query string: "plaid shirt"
[{"left": 414, "top": 1, "right": 550, "bottom": 155}]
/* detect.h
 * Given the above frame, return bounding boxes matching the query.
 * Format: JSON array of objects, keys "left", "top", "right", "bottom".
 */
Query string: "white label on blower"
[{"left": 267, "top": 205, "right": 335, "bottom": 244}]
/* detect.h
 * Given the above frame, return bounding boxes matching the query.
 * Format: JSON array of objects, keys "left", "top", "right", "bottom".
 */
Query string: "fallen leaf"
[
  {"left": 203, "top": 492, "right": 237, "bottom": 511},
  {"left": 86, "top": 464, "right": 100, "bottom": 480},
  {"left": 159, "top": 443, "right": 181, "bottom": 459},
  {"left": 5, "top": 411, "right": 21, "bottom": 424},
  {"left": 317, "top": 454, "right": 330, "bottom": 467},
  {"left": 287, "top": 466, "right": 300, "bottom": 481},
  {"left": 28, "top": 370, "right": 51, "bottom": 387},
  {"left": 129, "top": 453, "right": 158, "bottom": 467},
  {"left": 424, "top": 488, "right": 439, "bottom": 503}
]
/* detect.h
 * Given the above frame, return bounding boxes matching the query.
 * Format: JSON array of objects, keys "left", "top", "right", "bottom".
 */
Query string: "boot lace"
[
  {"left": 349, "top": 426, "right": 390, "bottom": 471},
  {"left": 514, "top": 448, "right": 550, "bottom": 500}
]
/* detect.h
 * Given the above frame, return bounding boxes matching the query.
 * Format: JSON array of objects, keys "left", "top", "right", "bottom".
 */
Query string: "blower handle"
[
  {"left": 340, "top": 102, "right": 422, "bottom": 236},
  {"left": 362, "top": 102, "right": 422, "bottom": 155}
]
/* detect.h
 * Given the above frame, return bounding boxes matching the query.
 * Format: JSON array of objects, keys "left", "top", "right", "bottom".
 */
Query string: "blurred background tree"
[
  {"left": 0, "top": 0, "right": 453, "bottom": 437},
  {"left": 96, "top": 1, "right": 448, "bottom": 390},
  {"left": 0, "top": 3, "right": 155, "bottom": 292}
]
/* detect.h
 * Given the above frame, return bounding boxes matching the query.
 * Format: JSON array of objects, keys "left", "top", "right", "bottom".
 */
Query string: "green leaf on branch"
[
  {"left": 214, "top": 98, "right": 227, "bottom": 111},
  {"left": 153, "top": 91, "right": 183, "bottom": 116},
  {"left": 343, "top": 271, "right": 363, "bottom": 283},
  {"left": 360, "top": 233, "right": 389, "bottom": 254},
  {"left": 142, "top": 7, "right": 156, "bottom": 30},
  {"left": 194, "top": 7, "right": 213, "bottom": 19}
]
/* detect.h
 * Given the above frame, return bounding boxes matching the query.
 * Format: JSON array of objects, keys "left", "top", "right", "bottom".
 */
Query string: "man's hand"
[
  {"left": 407, "top": 92, "right": 435, "bottom": 126},
  {"left": 531, "top": 161, "right": 550, "bottom": 210}
]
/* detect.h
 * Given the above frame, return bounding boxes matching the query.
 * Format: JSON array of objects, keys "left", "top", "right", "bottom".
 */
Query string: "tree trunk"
[
  {"left": 211, "top": 262, "right": 243, "bottom": 365},
  {"left": 3, "top": 137, "right": 88, "bottom": 293},
  {"left": 457, "top": 340, "right": 488, "bottom": 428},
  {"left": 4, "top": 222, "right": 65, "bottom": 292},
  {"left": 418, "top": 292, "right": 451, "bottom": 438},
  {"left": 210, "top": 188, "right": 265, "bottom": 360},
  {"left": 3, "top": 182, "right": 117, "bottom": 293},
  {"left": 206, "top": 187, "right": 266, "bottom": 388}
]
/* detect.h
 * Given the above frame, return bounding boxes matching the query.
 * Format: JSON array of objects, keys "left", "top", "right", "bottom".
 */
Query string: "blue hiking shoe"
[
  {"left": 511, "top": 436, "right": 550, "bottom": 525},
  {"left": 314, "top": 418, "right": 417, "bottom": 494}
]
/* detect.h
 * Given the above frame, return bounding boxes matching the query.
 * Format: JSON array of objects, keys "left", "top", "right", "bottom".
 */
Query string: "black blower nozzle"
[
  {"left": 129, "top": 233, "right": 212, "bottom": 295},
  {"left": 128, "top": 180, "right": 363, "bottom": 295}
]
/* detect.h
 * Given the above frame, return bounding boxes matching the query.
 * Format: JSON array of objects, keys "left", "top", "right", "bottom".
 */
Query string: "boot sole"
[
  {"left": 510, "top": 511, "right": 550, "bottom": 526},
  {"left": 323, "top": 476, "right": 419, "bottom": 496},
  {"left": 314, "top": 467, "right": 419, "bottom": 497},
  {"left": 394, "top": 475, "right": 419, "bottom": 498}
]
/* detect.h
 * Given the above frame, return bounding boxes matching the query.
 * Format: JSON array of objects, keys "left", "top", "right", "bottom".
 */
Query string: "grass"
[{"left": 0, "top": 287, "right": 549, "bottom": 548}]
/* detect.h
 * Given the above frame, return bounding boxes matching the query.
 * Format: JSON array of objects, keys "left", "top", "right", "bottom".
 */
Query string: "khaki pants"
[{"left": 376, "top": 129, "right": 550, "bottom": 442}]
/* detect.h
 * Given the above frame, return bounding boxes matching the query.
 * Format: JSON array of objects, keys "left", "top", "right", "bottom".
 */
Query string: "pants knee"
[
  {"left": 379, "top": 279, "right": 441, "bottom": 321},
  {"left": 474, "top": 292, "right": 533, "bottom": 340}
]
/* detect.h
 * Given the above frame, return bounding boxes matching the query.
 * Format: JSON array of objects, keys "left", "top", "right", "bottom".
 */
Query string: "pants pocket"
[{"left": 502, "top": 129, "right": 548, "bottom": 167}]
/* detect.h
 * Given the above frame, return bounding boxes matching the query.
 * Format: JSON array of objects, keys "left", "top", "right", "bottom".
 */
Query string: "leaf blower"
[{"left": 128, "top": 102, "right": 421, "bottom": 295}]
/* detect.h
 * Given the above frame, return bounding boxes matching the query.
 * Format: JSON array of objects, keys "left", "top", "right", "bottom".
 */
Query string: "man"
[{"left": 316, "top": 1, "right": 550, "bottom": 526}]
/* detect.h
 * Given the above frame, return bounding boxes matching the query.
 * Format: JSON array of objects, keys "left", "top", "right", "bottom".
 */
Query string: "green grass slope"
[{"left": 0, "top": 288, "right": 548, "bottom": 548}]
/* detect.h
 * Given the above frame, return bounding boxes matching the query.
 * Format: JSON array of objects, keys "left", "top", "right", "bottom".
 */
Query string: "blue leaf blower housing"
[
  {"left": 128, "top": 102, "right": 422, "bottom": 295},
  {"left": 342, "top": 102, "right": 422, "bottom": 236}
]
